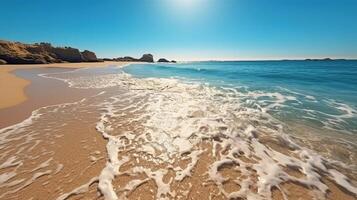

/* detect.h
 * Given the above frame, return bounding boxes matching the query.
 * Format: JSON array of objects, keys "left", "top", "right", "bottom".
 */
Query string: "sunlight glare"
[{"left": 164, "top": 0, "right": 208, "bottom": 22}]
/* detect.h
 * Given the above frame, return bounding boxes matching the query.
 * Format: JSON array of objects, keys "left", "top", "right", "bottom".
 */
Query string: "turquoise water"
[{"left": 123, "top": 60, "right": 357, "bottom": 134}]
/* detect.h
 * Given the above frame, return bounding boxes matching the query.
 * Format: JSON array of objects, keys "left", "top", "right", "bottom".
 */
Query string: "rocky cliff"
[
  {"left": 0, "top": 40, "right": 98, "bottom": 64},
  {"left": 81, "top": 50, "right": 98, "bottom": 62},
  {"left": 139, "top": 54, "right": 154, "bottom": 62}
]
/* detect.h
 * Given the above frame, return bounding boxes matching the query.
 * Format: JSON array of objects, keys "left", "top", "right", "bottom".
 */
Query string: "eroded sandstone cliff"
[{"left": 0, "top": 40, "right": 98, "bottom": 64}]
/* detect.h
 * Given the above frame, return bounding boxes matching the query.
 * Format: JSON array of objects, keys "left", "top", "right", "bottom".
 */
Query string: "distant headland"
[
  {"left": 303, "top": 58, "right": 347, "bottom": 61},
  {"left": 0, "top": 40, "right": 176, "bottom": 65}
]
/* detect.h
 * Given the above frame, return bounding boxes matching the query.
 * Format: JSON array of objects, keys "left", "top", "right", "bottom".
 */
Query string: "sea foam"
[
  {"left": 1, "top": 65, "right": 356, "bottom": 199},
  {"left": 54, "top": 68, "right": 356, "bottom": 199}
]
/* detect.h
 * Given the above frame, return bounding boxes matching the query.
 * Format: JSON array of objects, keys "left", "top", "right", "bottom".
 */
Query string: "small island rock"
[
  {"left": 139, "top": 54, "right": 154, "bottom": 62},
  {"left": 158, "top": 58, "right": 170, "bottom": 63}
]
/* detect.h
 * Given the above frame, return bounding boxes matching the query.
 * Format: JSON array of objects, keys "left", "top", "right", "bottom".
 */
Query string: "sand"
[
  {"left": 0, "top": 67, "right": 30, "bottom": 109},
  {"left": 0, "top": 62, "right": 356, "bottom": 200},
  {"left": 0, "top": 61, "right": 129, "bottom": 109}
]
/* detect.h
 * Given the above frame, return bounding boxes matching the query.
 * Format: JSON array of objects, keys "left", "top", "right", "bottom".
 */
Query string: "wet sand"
[
  {"left": 0, "top": 65, "right": 356, "bottom": 200},
  {"left": 0, "top": 62, "right": 128, "bottom": 110},
  {"left": 0, "top": 62, "right": 129, "bottom": 128},
  {"left": 0, "top": 67, "right": 108, "bottom": 199},
  {"left": 0, "top": 67, "right": 29, "bottom": 109}
]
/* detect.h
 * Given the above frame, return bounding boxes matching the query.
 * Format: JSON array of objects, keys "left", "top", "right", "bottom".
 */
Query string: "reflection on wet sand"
[{"left": 0, "top": 66, "right": 356, "bottom": 199}]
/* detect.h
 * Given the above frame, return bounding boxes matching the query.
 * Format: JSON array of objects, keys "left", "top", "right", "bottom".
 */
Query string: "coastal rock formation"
[
  {"left": 304, "top": 58, "right": 340, "bottom": 61},
  {"left": 115, "top": 56, "right": 137, "bottom": 62},
  {"left": 0, "top": 40, "right": 99, "bottom": 64},
  {"left": 0, "top": 41, "right": 49, "bottom": 64},
  {"left": 102, "top": 58, "right": 113, "bottom": 61},
  {"left": 115, "top": 54, "right": 154, "bottom": 63},
  {"left": 158, "top": 58, "right": 177, "bottom": 63},
  {"left": 81, "top": 50, "right": 98, "bottom": 62},
  {"left": 50, "top": 47, "right": 83, "bottom": 62},
  {"left": 158, "top": 58, "right": 170, "bottom": 63},
  {"left": 139, "top": 54, "right": 154, "bottom": 62},
  {"left": 0, "top": 59, "right": 7, "bottom": 64}
]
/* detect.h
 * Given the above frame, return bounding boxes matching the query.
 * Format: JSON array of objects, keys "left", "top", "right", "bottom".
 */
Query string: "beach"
[
  {"left": 0, "top": 62, "right": 356, "bottom": 200},
  {"left": 1, "top": 0, "right": 356, "bottom": 199},
  {"left": 0, "top": 62, "right": 127, "bottom": 199},
  {"left": 0, "top": 62, "right": 127, "bottom": 109},
  {"left": 0, "top": 62, "right": 133, "bottom": 128}
]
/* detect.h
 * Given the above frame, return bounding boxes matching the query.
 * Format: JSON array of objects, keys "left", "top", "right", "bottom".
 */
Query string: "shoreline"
[
  {"left": 0, "top": 63, "right": 356, "bottom": 199},
  {"left": 0, "top": 61, "right": 130, "bottom": 109}
]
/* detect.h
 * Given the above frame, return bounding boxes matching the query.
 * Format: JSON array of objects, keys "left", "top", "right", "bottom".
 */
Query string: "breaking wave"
[
  {"left": 1, "top": 64, "right": 356, "bottom": 200},
  {"left": 47, "top": 67, "right": 357, "bottom": 199}
]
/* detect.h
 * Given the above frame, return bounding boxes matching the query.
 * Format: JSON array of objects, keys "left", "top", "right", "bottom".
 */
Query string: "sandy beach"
[
  {"left": 0, "top": 63, "right": 122, "bottom": 199},
  {"left": 0, "top": 63, "right": 356, "bottom": 200},
  {"left": 0, "top": 62, "right": 128, "bottom": 110}
]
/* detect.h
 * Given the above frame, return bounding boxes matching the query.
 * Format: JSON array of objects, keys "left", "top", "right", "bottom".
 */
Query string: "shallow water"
[
  {"left": 123, "top": 61, "right": 357, "bottom": 134},
  {"left": 0, "top": 62, "right": 356, "bottom": 199}
]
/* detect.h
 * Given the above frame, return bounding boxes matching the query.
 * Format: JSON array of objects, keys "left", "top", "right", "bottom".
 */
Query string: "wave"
[
  {"left": 154, "top": 64, "right": 219, "bottom": 73},
  {"left": 55, "top": 68, "right": 357, "bottom": 199},
  {"left": 2, "top": 66, "right": 356, "bottom": 199}
]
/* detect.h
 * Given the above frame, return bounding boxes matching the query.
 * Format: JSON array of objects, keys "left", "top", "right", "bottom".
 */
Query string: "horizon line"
[{"left": 170, "top": 58, "right": 357, "bottom": 62}]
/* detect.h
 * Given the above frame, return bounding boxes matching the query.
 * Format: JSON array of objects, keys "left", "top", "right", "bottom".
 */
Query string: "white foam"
[
  {"left": 174, "top": 150, "right": 203, "bottom": 181},
  {"left": 56, "top": 177, "right": 99, "bottom": 200},
  {"left": 2, "top": 65, "right": 356, "bottom": 199},
  {"left": 132, "top": 167, "right": 174, "bottom": 199},
  {"left": 329, "top": 169, "right": 357, "bottom": 194},
  {"left": 96, "top": 100, "right": 131, "bottom": 200}
]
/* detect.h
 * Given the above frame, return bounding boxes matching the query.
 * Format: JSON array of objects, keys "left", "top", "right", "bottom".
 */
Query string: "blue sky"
[{"left": 1, "top": 0, "right": 357, "bottom": 61}]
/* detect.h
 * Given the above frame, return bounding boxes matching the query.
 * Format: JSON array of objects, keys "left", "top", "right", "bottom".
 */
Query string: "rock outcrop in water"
[
  {"left": 304, "top": 58, "right": 349, "bottom": 61},
  {"left": 139, "top": 54, "right": 154, "bottom": 62},
  {"left": 115, "top": 56, "right": 137, "bottom": 62},
  {"left": 114, "top": 53, "right": 154, "bottom": 63},
  {"left": 158, "top": 58, "right": 177, "bottom": 63},
  {"left": 0, "top": 40, "right": 99, "bottom": 64},
  {"left": 158, "top": 58, "right": 170, "bottom": 63}
]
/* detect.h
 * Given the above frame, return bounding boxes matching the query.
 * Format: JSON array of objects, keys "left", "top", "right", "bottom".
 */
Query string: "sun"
[
  {"left": 175, "top": 0, "right": 199, "bottom": 8},
  {"left": 164, "top": 0, "right": 207, "bottom": 21},
  {"left": 164, "top": 0, "right": 203, "bottom": 10}
]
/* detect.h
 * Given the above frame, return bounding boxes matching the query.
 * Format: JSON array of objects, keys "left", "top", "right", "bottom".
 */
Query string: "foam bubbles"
[{"left": 2, "top": 65, "right": 356, "bottom": 199}]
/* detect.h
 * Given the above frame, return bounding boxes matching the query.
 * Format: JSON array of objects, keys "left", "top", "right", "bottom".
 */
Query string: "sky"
[{"left": 1, "top": 0, "right": 357, "bottom": 61}]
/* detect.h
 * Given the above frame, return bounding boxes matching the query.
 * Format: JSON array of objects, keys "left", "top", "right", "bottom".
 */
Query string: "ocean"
[
  {"left": 123, "top": 61, "right": 357, "bottom": 134},
  {"left": 1, "top": 60, "right": 356, "bottom": 199}
]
